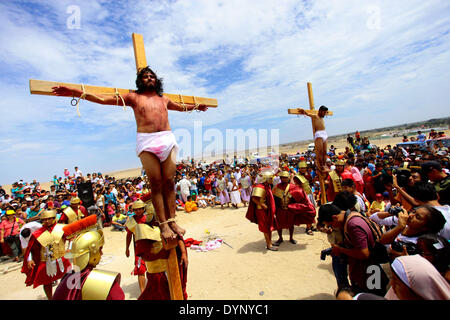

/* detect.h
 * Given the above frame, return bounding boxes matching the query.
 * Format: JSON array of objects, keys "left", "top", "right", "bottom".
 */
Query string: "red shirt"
[{"left": 204, "top": 178, "right": 212, "bottom": 190}]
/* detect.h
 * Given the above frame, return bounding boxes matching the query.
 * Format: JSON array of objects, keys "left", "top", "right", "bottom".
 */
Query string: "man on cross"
[
  {"left": 297, "top": 105, "right": 329, "bottom": 174},
  {"left": 52, "top": 66, "right": 208, "bottom": 241}
]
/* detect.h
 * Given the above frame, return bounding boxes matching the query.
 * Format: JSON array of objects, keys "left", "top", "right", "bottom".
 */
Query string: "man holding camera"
[{"left": 318, "top": 202, "right": 400, "bottom": 295}]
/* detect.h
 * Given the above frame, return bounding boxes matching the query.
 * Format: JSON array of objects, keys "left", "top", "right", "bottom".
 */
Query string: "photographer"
[
  {"left": 319, "top": 191, "right": 362, "bottom": 291},
  {"left": 0, "top": 210, "right": 24, "bottom": 262},
  {"left": 318, "top": 201, "right": 390, "bottom": 295}
]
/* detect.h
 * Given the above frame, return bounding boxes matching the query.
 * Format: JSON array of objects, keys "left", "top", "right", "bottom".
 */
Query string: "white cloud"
[{"left": 0, "top": 0, "right": 449, "bottom": 184}]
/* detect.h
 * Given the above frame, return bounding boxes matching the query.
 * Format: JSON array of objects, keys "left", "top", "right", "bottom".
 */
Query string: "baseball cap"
[{"left": 421, "top": 161, "right": 442, "bottom": 173}]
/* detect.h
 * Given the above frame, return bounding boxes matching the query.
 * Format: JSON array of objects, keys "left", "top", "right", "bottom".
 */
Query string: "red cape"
[
  {"left": 245, "top": 184, "right": 277, "bottom": 233},
  {"left": 21, "top": 223, "right": 71, "bottom": 288},
  {"left": 274, "top": 183, "right": 316, "bottom": 228},
  {"left": 137, "top": 239, "right": 188, "bottom": 300},
  {"left": 53, "top": 267, "right": 124, "bottom": 300}
]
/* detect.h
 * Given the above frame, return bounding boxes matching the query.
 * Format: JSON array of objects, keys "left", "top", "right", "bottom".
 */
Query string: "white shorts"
[
  {"left": 136, "top": 131, "right": 179, "bottom": 162},
  {"left": 314, "top": 130, "right": 328, "bottom": 142}
]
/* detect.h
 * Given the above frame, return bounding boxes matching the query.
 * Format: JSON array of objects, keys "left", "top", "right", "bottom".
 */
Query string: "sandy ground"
[
  {"left": 0, "top": 205, "right": 335, "bottom": 300},
  {"left": 1, "top": 131, "right": 448, "bottom": 300}
]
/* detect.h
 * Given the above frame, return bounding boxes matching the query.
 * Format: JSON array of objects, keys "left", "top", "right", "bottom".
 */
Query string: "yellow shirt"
[
  {"left": 112, "top": 214, "right": 127, "bottom": 222},
  {"left": 369, "top": 200, "right": 385, "bottom": 212},
  {"left": 185, "top": 201, "right": 198, "bottom": 213}
]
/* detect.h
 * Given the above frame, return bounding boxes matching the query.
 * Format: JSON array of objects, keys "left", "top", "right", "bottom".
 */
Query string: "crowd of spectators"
[{"left": 0, "top": 128, "right": 449, "bottom": 299}]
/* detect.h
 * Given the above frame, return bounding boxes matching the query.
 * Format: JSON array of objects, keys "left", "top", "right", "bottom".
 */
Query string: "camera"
[
  {"left": 389, "top": 205, "right": 403, "bottom": 217},
  {"left": 393, "top": 168, "right": 411, "bottom": 188},
  {"left": 320, "top": 247, "right": 333, "bottom": 260},
  {"left": 391, "top": 240, "right": 418, "bottom": 255}
]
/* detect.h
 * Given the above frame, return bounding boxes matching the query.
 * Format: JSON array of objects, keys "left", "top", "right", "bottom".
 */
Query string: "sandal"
[
  {"left": 289, "top": 239, "right": 298, "bottom": 244},
  {"left": 266, "top": 246, "right": 279, "bottom": 251},
  {"left": 273, "top": 239, "right": 283, "bottom": 246},
  {"left": 305, "top": 228, "right": 314, "bottom": 236}
]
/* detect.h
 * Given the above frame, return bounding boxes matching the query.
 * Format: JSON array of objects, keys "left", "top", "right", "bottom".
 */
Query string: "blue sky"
[{"left": 0, "top": 0, "right": 449, "bottom": 185}]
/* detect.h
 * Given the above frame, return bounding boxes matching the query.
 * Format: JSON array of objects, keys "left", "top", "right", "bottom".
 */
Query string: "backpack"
[{"left": 343, "top": 211, "right": 389, "bottom": 264}]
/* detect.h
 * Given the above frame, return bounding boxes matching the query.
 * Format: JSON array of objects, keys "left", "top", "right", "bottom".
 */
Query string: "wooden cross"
[
  {"left": 28, "top": 33, "right": 202, "bottom": 300},
  {"left": 29, "top": 33, "right": 218, "bottom": 110},
  {"left": 287, "top": 82, "right": 333, "bottom": 205}
]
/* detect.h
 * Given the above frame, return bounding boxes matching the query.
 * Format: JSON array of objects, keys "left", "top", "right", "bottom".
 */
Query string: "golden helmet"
[
  {"left": 40, "top": 209, "right": 57, "bottom": 219},
  {"left": 71, "top": 229, "right": 105, "bottom": 270},
  {"left": 278, "top": 171, "right": 290, "bottom": 178},
  {"left": 132, "top": 200, "right": 146, "bottom": 210},
  {"left": 335, "top": 160, "right": 345, "bottom": 166},
  {"left": 70, "top": 197, "right": 81, "bottom": 204},
  {"left": 298, "top": 161, "right": 308, "bottom": 169},
  {"left": 258, "top": 171, "right": 274, "bottom": 184}
]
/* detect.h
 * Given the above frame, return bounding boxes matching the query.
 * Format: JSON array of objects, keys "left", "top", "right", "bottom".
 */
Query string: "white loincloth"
[
  {"left": 136, "top": 131, "right": 179, "bottom": 162},
  {"left": 314, "top": 130, "right": 328, "bottom": 141}
]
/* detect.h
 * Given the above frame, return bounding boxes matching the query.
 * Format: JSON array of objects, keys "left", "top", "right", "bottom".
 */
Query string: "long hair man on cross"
[{"left": 52, "top": 66, "right": 208, "bottom": 241}]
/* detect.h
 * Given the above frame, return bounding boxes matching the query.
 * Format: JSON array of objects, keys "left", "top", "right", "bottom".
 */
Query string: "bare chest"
[{"left": 133, "top": 95, "right": 168, "bottom": 118}]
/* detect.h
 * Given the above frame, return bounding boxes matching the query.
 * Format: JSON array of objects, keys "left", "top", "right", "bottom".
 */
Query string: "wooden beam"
[
  {"left": 132, "top": 33, "right": 148, "bottom": 73},
  {"left": 29, "top": 79, "right": 218, "bottom": 107},
  {"left": 30, "top": 79, "right": 132, "bottom": 96},
  {"left": 307, "top": 82, "right": 314, "bottom": 110},
  {"left": 287, "top": 109, "right": 333, "bottom": 116},
  {"left": 163, "top": 238, "right": 184, "bottom": 300},
  {"left": 164, "top": 93, "right": 218, "bottom": 108}
]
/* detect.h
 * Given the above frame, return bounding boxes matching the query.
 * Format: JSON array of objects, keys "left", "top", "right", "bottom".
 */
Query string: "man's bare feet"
[
  {"left": 169, "top": 221, "right": 186, "bottom": 238},
  {"left": 160, "top": 223, "right": 177, "bottom": 241}
]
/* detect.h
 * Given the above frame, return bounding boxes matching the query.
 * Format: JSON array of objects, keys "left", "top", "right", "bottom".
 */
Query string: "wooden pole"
[
  {"left": 132, "top": 33, "right": 148, "bottom": 73},
  {"left": 306, "top": 82, "right": 327, "bottom": 205},
  {"left": 162, "top": 238, "right": 184, "bottom": 300}
]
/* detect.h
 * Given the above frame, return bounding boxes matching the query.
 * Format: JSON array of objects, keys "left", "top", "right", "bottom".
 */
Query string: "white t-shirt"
[
  {"left": 74, "top": 169, "right": 82, "bottom": 178},
  {"left": 434, "top": 205, "right": 450, "bottom": 240},
  {"left": 19, "top": 221, "right": 42, "bottom": 249},
  {"left": 190, "top": 179, "right": 198, "bottom": 191},
  {"left": 178, "top": 179, "right": 191, "bottom": 195}
]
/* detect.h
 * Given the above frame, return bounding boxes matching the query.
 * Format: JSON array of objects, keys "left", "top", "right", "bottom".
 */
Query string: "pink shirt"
[{"left": 1, "top": 218, "right": 24, "bottom": 237}]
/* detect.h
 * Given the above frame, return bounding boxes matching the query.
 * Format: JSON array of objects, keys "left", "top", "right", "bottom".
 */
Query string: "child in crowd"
[
  {"left": 184, "top": 196, "right": 198, "bottom": 213},
  {"left": 368, "top": 193, "right": 385, "bottom": 216},
  {"left": 206, "top": 191, "right": 216, "bottom": 207},
  {"left": 196, "top": 192, "right": 208, "bottom": 208}
]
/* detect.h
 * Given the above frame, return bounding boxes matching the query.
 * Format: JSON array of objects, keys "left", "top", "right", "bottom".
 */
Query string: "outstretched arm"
[
  {"left": 296, "top": 108, "right": 313, "bottom": 118},
  {"left": 167, "top": 99, "right": 208, "bottom": 112},
  {"left": 52, "top": 85, "right": 132, "bottom": 106}
]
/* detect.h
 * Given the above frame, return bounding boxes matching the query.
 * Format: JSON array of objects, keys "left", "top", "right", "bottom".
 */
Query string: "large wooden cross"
[
  {"left": 287, "top": 82, "right": 333, "bottom": 205},
  {"left": 28, "top": 33, "right": 206, "bottom": 300},
  {"left": 29, "top": 33, "right": 218, "bottom": 110}
]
